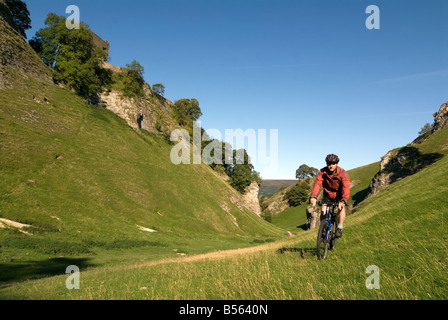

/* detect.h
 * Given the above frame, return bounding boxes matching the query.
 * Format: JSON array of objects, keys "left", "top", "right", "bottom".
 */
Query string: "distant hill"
[{"left": 259, "top": 179, "right": 297, "bottom": 198}]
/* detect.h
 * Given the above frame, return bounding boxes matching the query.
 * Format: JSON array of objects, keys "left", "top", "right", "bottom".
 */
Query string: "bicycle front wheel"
[
  {"left": 316, "top": 220, "right": 330, "bottom": 260},
  {"left": 330, "top": 223, "right": 338, "bottom": 250}
]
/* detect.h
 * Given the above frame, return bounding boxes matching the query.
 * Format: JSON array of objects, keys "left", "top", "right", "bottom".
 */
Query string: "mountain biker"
[{"left": 309, "top": 154, "right": 350, "bottom": 238}]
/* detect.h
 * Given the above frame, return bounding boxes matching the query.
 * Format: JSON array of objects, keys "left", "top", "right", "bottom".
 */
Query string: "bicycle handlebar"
[{"left": 317, "top": 200, "right": 341, "bottom": 207}]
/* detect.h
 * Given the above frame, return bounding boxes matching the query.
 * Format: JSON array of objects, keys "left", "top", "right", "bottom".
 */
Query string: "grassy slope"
[
  {"left": 270, "top": 161, "right": 380, "bottom": 234},
  {"left": 0, "top": 77, "right": 287, "bottom": 286},
  {"left": 2, "top": 124, "right": 447, "bottom": 299},
  {"left": 2, "top": 146, "right": 447, "bottom": 299}
]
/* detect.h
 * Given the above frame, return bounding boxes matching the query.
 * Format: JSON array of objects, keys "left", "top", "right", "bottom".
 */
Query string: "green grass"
[
  {"left": 2, "top": 77, "right": 447, "bottom": 299},
  {"left": 2, "top": 148, "right": 446, "bottom": 299},
  {"left": 0, "top": 77, "right": 287, "bottom": 288},
  {"left": 1, "top": 12, "right": 447, "bottom": 300}
]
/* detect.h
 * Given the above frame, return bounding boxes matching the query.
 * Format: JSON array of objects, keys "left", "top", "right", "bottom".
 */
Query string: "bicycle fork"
[
  {"left": 322, "top": 218, "right": 332, "bottom": 242},
  {"left": 323, "top": 207, "right": 333, "bottom": 242}
]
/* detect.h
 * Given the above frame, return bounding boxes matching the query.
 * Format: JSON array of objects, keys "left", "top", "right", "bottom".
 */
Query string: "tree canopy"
[
  {"left": 228, "top": 150, "right": 262, "bottom": 193},
  {"left": 296, "top": 164, "right": 319, "bottom": 180},
  {"left": 172, "top": 98, "right": 203, "bottom": 126},
  {"left": 112, "top": 60, "right": 145, "bottom": 98},
  {"left": 152, "top": 83, "right": 165, "bottom": 96},
  {"left": 29, "top": 13, "right": 111, "bottom": 102},
  {"left": 284, "top": 178, "right": 313, "bottom": 206},
  {"left": 4, "top": 0, "right": 31, "bottom": 38}
]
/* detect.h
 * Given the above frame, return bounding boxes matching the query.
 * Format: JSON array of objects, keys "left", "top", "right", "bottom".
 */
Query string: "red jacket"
[{"left": 311, "top": 166, "right": 350, "bottom": 204}]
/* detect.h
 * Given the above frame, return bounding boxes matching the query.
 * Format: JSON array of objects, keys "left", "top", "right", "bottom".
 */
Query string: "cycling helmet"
[{"left": 325, "top": 154, "right": 340, "bottom": 164}]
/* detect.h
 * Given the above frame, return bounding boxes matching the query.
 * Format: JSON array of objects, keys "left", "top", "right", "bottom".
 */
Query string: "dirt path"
[{"left": 95, "top": 231, "right": 316, "bottom": 275}]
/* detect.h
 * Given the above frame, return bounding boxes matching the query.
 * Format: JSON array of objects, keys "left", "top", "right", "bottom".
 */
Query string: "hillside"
[
  {"left": 0, "top": 13, "right": 52, "bottom": 89},
  {"left": 1, "top": 6, "right": 447, "bottom": 301},
  {"left": 0, "top": 14, "right": 287, "bottom": 285},
  {"left": 2, "top": 125, "right": 447, "bottom": 299}
]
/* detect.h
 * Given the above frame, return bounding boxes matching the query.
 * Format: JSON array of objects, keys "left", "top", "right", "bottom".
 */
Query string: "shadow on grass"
[
  {"left": 276, "top": 247, "right": 316, "bottom": 259},
  {"left": 0, "top": 257, "right": 94, "bottom": 288}
]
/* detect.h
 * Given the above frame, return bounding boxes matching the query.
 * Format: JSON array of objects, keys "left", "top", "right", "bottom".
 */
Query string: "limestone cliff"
[
  {"left": 242, "top": 181, "right": 262, "bottom": 216},
  {"left": 361, "top": 101, "right": 447, "bottom": 201},
  {"left": 260, "top": 187, "right": 290, "bottom": 216},
  {"left": 412, "top": 101, "right": 448, "bottom": 144},
  {"left": 99, "top": 63, "right": 177, "bottom": 135}
]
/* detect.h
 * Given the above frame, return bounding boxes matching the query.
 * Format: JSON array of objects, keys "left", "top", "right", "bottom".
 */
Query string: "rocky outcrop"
[
  {"left": 305, "top": 205, "right": 321, "bottom": 230},
  {"left": 261, "top": 188, "right": 289, "bottom": 216},
  {"left": 431, "top": 102, "right": 448, "bottom": 134},
  {"left": 360, "top": 101, "right": 447, "bottom": 202},
  {"left": 363, "top": 146, "right": 442, "bottom": 200},
  {"left": 413, "top": 101, "right": 448, "bottom": 144},
  {"left": 242, "top": 182, "right": 262, "bottom": 216},
  {"left": 99, "top": 72, "right": 177, "bottom": 135}
]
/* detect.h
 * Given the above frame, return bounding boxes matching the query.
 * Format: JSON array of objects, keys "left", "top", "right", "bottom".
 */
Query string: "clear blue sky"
[{"left": 25, "top": 0, "right": 448, "bottom": 179}]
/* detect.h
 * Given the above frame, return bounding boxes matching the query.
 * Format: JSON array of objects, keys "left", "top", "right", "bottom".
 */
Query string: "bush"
[
  {"left": 30, "top": 13, "right": 112, "bottom": 103},
  {"left": 284, "top": 179, "right": 313, "bottom": 207},
  {"left": 152, "top": 83, "right": 165, "bottom": 96}
]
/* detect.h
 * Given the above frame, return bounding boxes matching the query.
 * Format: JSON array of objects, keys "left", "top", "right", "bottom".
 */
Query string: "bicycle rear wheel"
[{"left": 316, "top": 220, "right": 330, "bottom": 260}]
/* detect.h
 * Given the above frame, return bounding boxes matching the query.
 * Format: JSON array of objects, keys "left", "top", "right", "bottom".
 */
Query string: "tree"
[
  {"left": 284, "top": 178, "right": 313, "bottom": 206},
  {"left": 30, "top": 13, "right": 111, "bottom": 102},
  {"left": 296, "top": 164, "right": 318, "bottom": 180},
  {"left": 29, "top": 13, "right": 66, "bottom": 67},
  {"left": 113, "top": 60, "right": 145, "bottom": 98},
  {"left": 5, "top": 0, "right": 31, "bottom": 38},
  {"left": 227, "top": 149, "right": 262, "bottom": 193},
  {"left": 172, "top": 98, "right": 203, "bottom": 126},
  {"left": 418, "top": 123, "right": 433, "bottom": 137},
  {"left": 126, "top": 60, "right": 144, "bottom": 78},
  {"left": 152, "top": 83, "right": 165, "bottom": 96}
]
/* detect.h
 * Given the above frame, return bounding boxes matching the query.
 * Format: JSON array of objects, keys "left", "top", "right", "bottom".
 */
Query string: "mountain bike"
[{"left": 316, "top": 200, "right": 340, "bottom": 260}]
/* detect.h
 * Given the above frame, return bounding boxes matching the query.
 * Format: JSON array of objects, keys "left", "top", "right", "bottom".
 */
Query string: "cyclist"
[{"left": 309, "top": 154, "right": 350, "bottom": 238}]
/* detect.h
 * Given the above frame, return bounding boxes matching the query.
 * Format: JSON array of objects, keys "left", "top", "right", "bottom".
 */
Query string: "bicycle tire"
[
  {"left": 329, "top": 224, "right": 337, "bottom": 250},
  {"left": 330, "top": 209, "right": 339, "bottom": 250},
  {"left": 316, "top": 220, "right": 330, "bottom": 260}
]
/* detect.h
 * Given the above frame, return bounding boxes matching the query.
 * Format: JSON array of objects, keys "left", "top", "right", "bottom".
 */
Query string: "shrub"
[{"left": 284, "top": 178, "right": 313, "bottom": 206}]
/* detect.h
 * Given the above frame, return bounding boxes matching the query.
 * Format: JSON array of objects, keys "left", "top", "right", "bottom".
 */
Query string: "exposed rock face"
[
  {"left": 432, "top": 102, "right": 448, "bottom": 134},
  {"left": 363, "top": 146, "right": 443, "bottom": 201},
  {"left": 99, "top": 78, "right": 176, "bottom": 135},
  {"left": 306, "top": 205, "right": 321, "bottom": 230},
  {"left": 90, "top": 30, "right": 110, "bottom": 55},
  {"left": 242, "top": 181, "right": 262, "bottom": 216},
  {"left": 261, "top": 188, "right": 289, "bottom": 216},
  {"left": 413, "top": 101, "right": 448, "bottom": 144},
  {"left": 360, "top": 101, "right": 447, "bottom": 202}
]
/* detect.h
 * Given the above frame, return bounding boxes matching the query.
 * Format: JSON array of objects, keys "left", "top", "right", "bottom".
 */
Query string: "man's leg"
[{"left": 338, "top": 206, "right": 346, "bottom": 226}]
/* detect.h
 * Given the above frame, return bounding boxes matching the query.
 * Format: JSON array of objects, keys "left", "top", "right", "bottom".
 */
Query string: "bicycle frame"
[
  {"left": 322, "top": 207, "right": 333, "bottom": 242},
  {"left": 321, "top": 204, "right": 338, "bottom": 243},
  {"left": 316, "top": 201, "right": 340, "bottom": 260}
]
